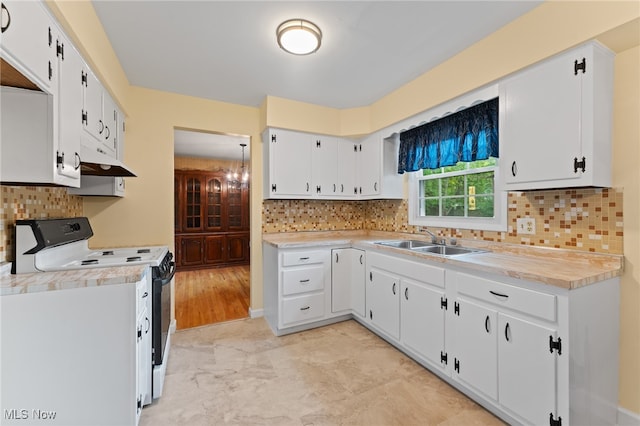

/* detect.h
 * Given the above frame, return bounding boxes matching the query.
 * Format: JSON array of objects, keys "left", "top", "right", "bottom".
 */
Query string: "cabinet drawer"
[
  {"left": 282, "top": 265, "right": 324, "bottom": 296},
  {"left": 281, "top": 250, "right": 327, "bottom": 266},
  {"left": 282, "top": 293, "right": 325, "bottom": 325},
  {"left": 456, "top": 272, "right": 556, "bottom": 322}
]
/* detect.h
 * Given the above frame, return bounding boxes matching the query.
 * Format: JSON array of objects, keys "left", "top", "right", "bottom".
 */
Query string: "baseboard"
[
  {"left": 249, "top": 308, "right": 264, "bottom": 318},
  {"left": 619, "top": 406, "right": 640, "bottom": 426},
  {"left": 169, "top": 319, "right": 177, "bottom": 334}
]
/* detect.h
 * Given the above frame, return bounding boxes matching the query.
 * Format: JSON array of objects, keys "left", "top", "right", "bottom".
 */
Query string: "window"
[{"left": 409, "top": 158, "right": 506, "bottom": 231}]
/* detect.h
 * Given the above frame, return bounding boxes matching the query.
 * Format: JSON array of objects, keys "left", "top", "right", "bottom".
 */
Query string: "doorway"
[{"left": 173, "top": 129, "right": 251, "bottom": 330}]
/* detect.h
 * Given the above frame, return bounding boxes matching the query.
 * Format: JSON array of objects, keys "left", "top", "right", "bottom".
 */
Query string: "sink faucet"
[{"left": 424, "top": 228, "right": 446, "bottom": 245}]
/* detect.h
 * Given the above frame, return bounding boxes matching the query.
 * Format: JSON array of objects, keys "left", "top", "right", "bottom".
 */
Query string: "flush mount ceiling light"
[{"left": 276, "top": 19, "right": 322, "bottom": 55}]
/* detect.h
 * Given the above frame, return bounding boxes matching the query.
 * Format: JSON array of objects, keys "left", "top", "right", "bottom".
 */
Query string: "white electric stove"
[{"left": 12, "top": 217, "right": 174, "bottom": 402}]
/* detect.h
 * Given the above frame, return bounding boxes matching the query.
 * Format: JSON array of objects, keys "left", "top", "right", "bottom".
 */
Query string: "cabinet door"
[
  {"left": 336, "top": 140, "right": 357, "bottom": 197},
  {"left": 102, "top": 93, "right": 118, "bottom": 154},
  {"left": 55, "top": 31, "right": 82, "bottom": 181},
  {"left": 331, "top": 248, "right": 365, "bottom": 315},
  {"left": 226, "top": 179, "right": 243, "bottom": 231},
  {"left": 205, "top": 176, "right": 224, "bottom": 232},
  {"left": 401, "top": 279, "right": 446, "bottom": 370},
  {"left": 183, "top": 175, "right": 204, "bottom": 231},
  {"left": 367, "top": 268, "right": 400, "bottom": 339},
  {"left": 501, "top": 49, "right": 582, "bottom": 186},
  {"left": 1, "top": 1, "right": 55, "bottom": 89},
  {"left": 226, "top": 233, "right": 249, "bottom": 263},
  {"left": 268, "top": 129, "right": 312, "bottom": 197},
  {"left": 180, "top": 236, "right": 204, "bottom": 266},
  {"left": 312, "top": 136, "right": 337, "bottom": 196},
  {"left": 81, "top": 65, "right": 103, "bottom": 143},
  {"left": 203, "top": 235, "right": 225, "bottom": 265},
  {"left": 357, "top": 136, "right": 381, "bottom": 196},
  {"left": 498, "top": 313, "right": 557, "bottom": 425},
  {"left": 174, "top": 175, "right": 182, "bottom": 232},
  {"left": 453, "top": 297, "right": 498, "bottom": 400}
]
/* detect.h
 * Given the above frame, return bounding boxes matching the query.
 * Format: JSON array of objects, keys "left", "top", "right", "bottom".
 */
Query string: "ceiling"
[
  {"left": 174, "top": 130, "right": 250, "bottom": 160},
  {"left": 92, "top": 1, "right": 541, "bottom": 159}
]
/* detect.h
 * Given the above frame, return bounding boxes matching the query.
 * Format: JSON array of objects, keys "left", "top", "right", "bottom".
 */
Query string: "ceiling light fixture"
[
  {"left": 240, "top": 143, "right": 249, "bottom": 183},
  {"left": 276, "top": 19, "right": 322, "bottom": 55}
]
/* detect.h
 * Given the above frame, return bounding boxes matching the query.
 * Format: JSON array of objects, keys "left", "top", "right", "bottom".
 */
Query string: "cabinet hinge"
[
  {"left": 56, "top": 151, "right": 64, "bottom": 167},
  {"left": 316, "top": 140, "right": 321, "bottom": 148},
  {"left": 574, "top": 58, "right": 586, "bottom": 75},
  {"left": 56, "top": 40, "right": 64, "bottom": 60},
  {"left": 81, "top": 110, "right": 88, "bottom": 125},
  {"left": 549, "top": 413, "right": 562, "bottom": 426},
  {"left": 354, "top": 187, "right": 358, "bottom": 195},
  {"left": 454, "top": 301, "right": 460, "bottom": 315},
  {"left": 271, "top": 184, "right": 276, "bottom": 192},
  {"left": 440, "top": 351, "right": 448, "bottom": 365},
  {"left": 549, "top": 336, "right": 562, "bottom": 355},
  {"left": 316, "top": 185, "right": 321, "bottom": 194},
  {"left": 354, "top": 144, "right": 358, "bottom": 152},
  {"left": 440, "top": 297, "right": 447, "bottom": 310},
  {"left": 137, "top": 396, "right": 142, "bottom": 411},
  {"left": 454, "top": 358, "right": 460, "bottom": 373},
  {"left": 573, "top": 156, "right": 586, "bottom": 173},
  {"left": 81, "top": 71, "right": 87, "bottom": 86},
  {"left": 271, "top": 134, "right": 276, "bottom": 143}
]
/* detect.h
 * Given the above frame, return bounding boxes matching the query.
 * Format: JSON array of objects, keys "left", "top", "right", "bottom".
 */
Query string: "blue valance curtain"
[{"left": 397, "top": 97, "right": 499, "bottom": 173}]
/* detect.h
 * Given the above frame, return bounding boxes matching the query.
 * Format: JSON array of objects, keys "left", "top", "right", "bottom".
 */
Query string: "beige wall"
[{"left": 50, "top": 0, "right": 639, "bottom": 414}]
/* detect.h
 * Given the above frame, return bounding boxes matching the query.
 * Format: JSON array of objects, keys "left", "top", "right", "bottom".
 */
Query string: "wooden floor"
[{"left": 174, "top": 265, "right": 250, "bottom": 330}]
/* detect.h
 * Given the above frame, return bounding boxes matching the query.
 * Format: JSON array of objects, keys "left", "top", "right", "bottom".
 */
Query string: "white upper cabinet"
[
  {"left": 263, "top": 128, "right": 312, "bottom": 198},
  {"left": 500, "top": 41, "right": 613, "bottom": 190},
  {"left": 263, "top": 127, "right": 402, "bottom": 200},
  {"left": 1, "top": 0, "right": 56, "bottom": 91},
  {"left": 81, "top": 64, "right": 117, "bottom": 158}
]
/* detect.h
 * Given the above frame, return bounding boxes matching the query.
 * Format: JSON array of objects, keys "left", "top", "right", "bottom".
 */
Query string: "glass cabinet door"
[
  {"left": 205, "top": 177, "right": 223, "bottom": 231},
  {"left": 184, "top": 176, "right": 203, "bottom": 231},
  {"left": 227, "top": 179, "right": 243, "bottom": 230}
]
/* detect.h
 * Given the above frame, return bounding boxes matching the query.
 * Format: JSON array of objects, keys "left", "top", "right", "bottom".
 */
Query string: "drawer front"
[
  {"left": 281, "top": 250, "right": 327, "bottom": 267},
  {"left": 282, "top": 293, "right": 325, "bottom": 326},
  {"left": 367, "top": 251, "right": 445, "bottom": 288},
  {"left": 456, "top": 272, "right": 556, "bottom": 322},
  {"left": 282, "top": 265, "right": 324, "bottom": 296}
]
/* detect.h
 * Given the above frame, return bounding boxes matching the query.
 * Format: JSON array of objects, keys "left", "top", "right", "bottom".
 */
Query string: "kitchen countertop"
[
  {"left": 0, "top": 264, "right": 148, "bottom": 296},
  {"left": 262, "top": 230, "right": 624, "bottom": 290}
]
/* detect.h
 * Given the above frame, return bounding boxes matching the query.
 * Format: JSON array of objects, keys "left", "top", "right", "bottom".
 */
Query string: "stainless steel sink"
[
  {"left": 374, "top": 240, "right": 433, "bottom": 249},
  {"left": 374, "top": 240, "right": 487, "bottom": 257},
  {"left": 411, "top": 245, "right": 487, "bottom": 256}
]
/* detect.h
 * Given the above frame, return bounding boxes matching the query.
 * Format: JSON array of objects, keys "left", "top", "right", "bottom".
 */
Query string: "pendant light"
[{"left": 240, "top": 143, "right": 249, "bottom": 183}]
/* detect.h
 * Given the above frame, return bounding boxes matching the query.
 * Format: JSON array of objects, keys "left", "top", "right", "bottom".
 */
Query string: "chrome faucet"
[{"left": 424, "top": 228, "right": 446, "bottom": 245}]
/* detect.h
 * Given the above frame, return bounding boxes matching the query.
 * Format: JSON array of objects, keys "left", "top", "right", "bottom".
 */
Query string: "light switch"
[{"left": 516, "top": 217, "right": 536, "bottom": 235}]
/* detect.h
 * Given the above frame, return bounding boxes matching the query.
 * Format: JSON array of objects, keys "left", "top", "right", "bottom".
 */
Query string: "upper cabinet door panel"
[
  {"left": 1, "top": 1, "right": 55, "bottom": 89},
  {"left": 269, "top": 129, "right": 312, "bottom": 197},
  {"left": 82, "top": 66, "right": 103, "bottom": 143}
]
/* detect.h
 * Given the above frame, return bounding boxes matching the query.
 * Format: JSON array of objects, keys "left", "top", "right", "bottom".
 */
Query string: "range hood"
[{"left": 80, "top": 145, "right": 137, "bottom": 177}]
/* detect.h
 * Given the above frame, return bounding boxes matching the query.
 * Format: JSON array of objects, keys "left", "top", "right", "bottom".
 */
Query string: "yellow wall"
[{"left": 50, "top": 0, "right": 639, "bottom": 414}]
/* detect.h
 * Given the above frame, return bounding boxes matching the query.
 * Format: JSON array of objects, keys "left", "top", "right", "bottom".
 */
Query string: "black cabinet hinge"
[
  {"left": 316, "top": 140, "right": 321, "bottom": 148},
  {"left": 550, "top": 413, "right": 562, "bottom": 426},
  {"left": 549, "top": 336, "right": 562, "bottom": 355},
  {"left": 573, "top": 157, "right": 586, "bottom": 173},
  {"left": 56, "top": 40, "right": 64, "bottom": 60},
  {"left": 440, "top": 297, "right": 447, "bottom": 310},
  {"left": 81, "top": 110, "right": 88, "bottom": 125},
  {"left": 454, "top": 358, "right": 460, "bottom": 373},
  {"left": 271, "top": 134, "right": 276, "bottom": 143},
  {"left": 354, "top": 144, "right": 358, "bottom": 152},
  {"left": 440, "top": 351, "right": 448, "bottom": 365},
  {"left": 56, "top": 151, "right": 64, "bottom": 167},
  {"left": 574, "top": 58, "right": 586, "bottom": 75},
  {"left": 81, "top": 71, "right": 87, "bottom": 86},
  {"left": 271, "top": 184, "right": 276, "bottom": 192},
  {"left": 316, "top": 185, "right": 321, "bottom": 194},
  {"left": 454, "top": 301, "right": 460, "bottom": 315}
]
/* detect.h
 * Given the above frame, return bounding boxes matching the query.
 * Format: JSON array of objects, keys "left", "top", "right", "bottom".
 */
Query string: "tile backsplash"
[
  {"left": 263, "top": 188, "right": 623, "bottom": 254},
  {"left": 0, "top": 185, "right": 84, "bottom": 263}
]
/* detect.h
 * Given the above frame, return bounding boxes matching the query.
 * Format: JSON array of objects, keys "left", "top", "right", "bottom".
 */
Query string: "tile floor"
[{"left": 140, "top": 318, "right": 505, "bottom": 426}]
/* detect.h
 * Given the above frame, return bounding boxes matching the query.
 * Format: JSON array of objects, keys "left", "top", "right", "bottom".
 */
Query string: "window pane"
[
  {"left": 467, "top": 171, "right": 494, "bottom": 195},
  {"left": 442, "top": 176, "right": 465, "bottom": 196},
  {"left": 467, "top": 158, "right": 498, "bottom": 169},
  {"left": 422, "top": 168, "right": 442, "bottom": 176},
  {"left": 422, "top": 198, "right": 440, "bottom": 216},
  {"left": 469, "top": 195, "right": 494, "bottom": 217},
  {"left": 421, "top": 179, "right": 439, "bottom": 197},
  {"left": 442, "top": 197, "right": 464, "bottom": 216},
  {"left": 442, "top": 162, "right": 466, "bottom": 173}
]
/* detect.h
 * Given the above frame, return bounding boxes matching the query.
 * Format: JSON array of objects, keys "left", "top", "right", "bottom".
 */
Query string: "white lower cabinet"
[
  {"left": 331, "top": 248, "right": 365, "bottom": 317},
  {"left": 263, "top": 244, "right": 354, "bottom": 335},
  {"left": 366, "top": 267, "right": 400, "bottom": 339}
]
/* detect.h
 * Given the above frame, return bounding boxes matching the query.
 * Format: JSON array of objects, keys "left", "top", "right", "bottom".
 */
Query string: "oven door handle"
[{"left": 157, "top": 261, "right": 176, "bottom": 286}]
